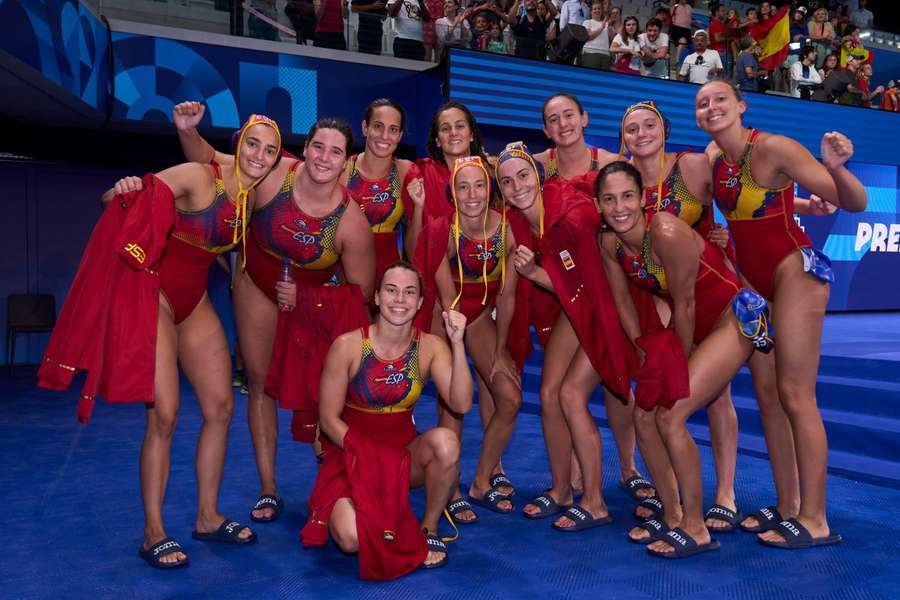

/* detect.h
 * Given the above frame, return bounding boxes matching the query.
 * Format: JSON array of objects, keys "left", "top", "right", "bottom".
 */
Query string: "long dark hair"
[
  {"left": 305, "top": 117, "right": 354, "bottom": 155},
  {"left": 620, "top": 16, "right": 640, "bottom": 45},
  {"left": 426, "top": 100, "right": 487, "bottom": 163},
  {"left": 364, "top": 97, "right": 406, "bottom": 133}
]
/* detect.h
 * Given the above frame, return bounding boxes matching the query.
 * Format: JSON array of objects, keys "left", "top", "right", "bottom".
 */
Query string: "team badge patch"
[{"left": 559, "top": 250, "right": 575, "bottom": 270}]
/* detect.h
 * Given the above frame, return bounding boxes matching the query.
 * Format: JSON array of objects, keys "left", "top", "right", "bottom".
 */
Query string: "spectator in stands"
[
  {"left": 785, "top": 7, "right": 809, "bottom": 71},
  {"left": 850, "top": 0, "right": 873, "bottom": 30},
  {"left": 285, "top": 0, "right": 316, "bottom": 44},
  {"left": 313, "top": 0, "right": 348, "bottom": 49},
  {"left": 508, "top": 0, "right": 556, "bottom": 60},
  {"left": 758, "top": 1, "right": 772, "bottom": 23},
  {"left": 790, "top": 7, "right": 809, "bottom": 45},
  {"left": 352, "top": 0, "right": 387, "bottom": 55},
  {"left": 725, "top": 8, "right": 742, "bottom": 69},
  {"left": 678, "top": 30, "right": 722, "bottom": 84},
  {"left": 739, "top": 7, "right": 757, "bottom": 38},
  {"left": 469, "top": 9, "right": 492, "bottom": 49},
  {"left": 581, "top": 1, "right": 612, "bottom": 70},
  {"left": 610, "top": 15, "right": 641, "bottom": 74},
  {"left": 840, "top": 24, "right": 868, "bottom": 67},
  {"left": 819, "top": 52, "right": 839, "bottom": 81},
  {"left": 486, "top": 21, "right": 508, "bottom": 52},
  {"left": 707, "top": 3, "right": 728, "bottom": 69},
  {"left": 833, "top": 5, "right": 852, "bottom": 38},
  {"left": 856, "top": 63, "right": 884, "bottom": 108},
  {"left": 422, "top": 0, "right": 445, "bottom": 61},
  {"left": 789, "top": 45, "right": 823, "bottom": 98},
  {"left": 638, "top": 18, "right": 669, "bottom": 79},
  {"left": 808, "top": 7, "right": 836, "bottom": 68},
  {"left": 388, "top": 0, "right": 431, "bottom": 59},
  {"left": 811, "top": 53, "right": 860, "bottom": 103},
  {"left": 735, "top": 35, "right": 764, "bottom": 92},
  {"left": 435, "top": 0, "right": 470, "bottom": 57},
  {"left": 882, "top": 81, "right": 899, "bottom": 112},
  {"left": 669, "top": 0, "right": 692, "bottom": 63},
  {"left": 559, "top": 0, "right": 590, "bottom": 30},
  {"left": 607, "top": 5, "right": 622, "bottom": 43},
  {"left": 248, "top": 0, "right": 280, "bottom": 41},
  {"left": 654, "top": 7, "right": 670, "bottom": 31}
]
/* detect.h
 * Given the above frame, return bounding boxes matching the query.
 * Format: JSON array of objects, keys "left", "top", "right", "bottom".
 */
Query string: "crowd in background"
[{"left": 245, "top": 0, "right": 898, "bottom": 111}]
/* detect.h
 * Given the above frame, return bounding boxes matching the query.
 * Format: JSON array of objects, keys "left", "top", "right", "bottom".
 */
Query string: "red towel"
[
  {"left": 634, "top": 329, "right": 690, "bottom": 411},
  {"left": 537, "top": 179, "right": 639, "bottom": 400},
  {"left": 264, "top": 283, "right": 370, "bottom": 442},
  {"left": 301, "top": 409, "right": 427, "bottom": 580}
]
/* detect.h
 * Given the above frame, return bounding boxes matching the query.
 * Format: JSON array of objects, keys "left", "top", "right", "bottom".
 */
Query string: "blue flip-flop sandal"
[
  {"left": 552, "top": 506, "right": 613, "bottom": 532},
  {"left": 192, "top": 519, "right": 257, "bottom": 545},
  {"left": 647, "top": 527, "right": 720, "bottom": 558},
  {"left": 468, "top": 489, "right": 515, "bottom": 514},
  {"left": 758, "top": 518, "right": 842, "bottom": 550}
]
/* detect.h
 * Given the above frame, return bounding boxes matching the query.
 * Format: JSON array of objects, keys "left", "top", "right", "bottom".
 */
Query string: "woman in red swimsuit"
[
  {"left": 302, "top": 261, "right": 473, "bottom": 577},
  {"left": 620, "top": 101, "right": 744, "bottom": 534},
  {"left": 417, "top": 156, "right": 524, "bottom": 515},
  {"left": 174, "top": 104, "right": 374, "bottom": 524},
  {"left": 44, "top": 115, "right": 282, "bottom": 568},
  {"left": 533, "top": 93, "right": 652, "bottom": 504},
  {"left": 598, "top": 160, "right": 773, "bottom": 557},
  {"left": 496, "top": 146, "right": 638, "bottom": 531},
  {"left": 412, "top": 101, "right": 498, "bottom": 524},
  {"left": 343, "top": 98, "right": 424, "bottom": 306},
  {"left": 696, "top": 78, "right": 867, "bottom": 549}
]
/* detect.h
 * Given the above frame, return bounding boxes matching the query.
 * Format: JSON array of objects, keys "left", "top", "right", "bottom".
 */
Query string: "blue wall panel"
[{"left": 449, "top": 49, "right": 900, "bottom": 166}]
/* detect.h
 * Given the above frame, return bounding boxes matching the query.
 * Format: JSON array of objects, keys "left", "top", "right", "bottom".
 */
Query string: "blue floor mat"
[{"left": 2, "top": 363, "right": 900, "bottom": 600}]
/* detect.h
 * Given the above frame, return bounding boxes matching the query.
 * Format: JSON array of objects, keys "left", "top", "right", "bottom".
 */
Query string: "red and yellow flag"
[
  {"left": 750, "top": 5, "right": 790, "bottom": 70},
  {"left": 840, "top": 41, "right": 873, "bottom": 68}
]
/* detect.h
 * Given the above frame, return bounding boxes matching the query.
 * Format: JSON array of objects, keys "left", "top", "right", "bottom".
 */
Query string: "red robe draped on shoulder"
[
  {"left": 537, "top": 179, "right": 639, "bottom": 400},
  {"left": 38, "top": 174, "right": 175, "bottom": 422}
]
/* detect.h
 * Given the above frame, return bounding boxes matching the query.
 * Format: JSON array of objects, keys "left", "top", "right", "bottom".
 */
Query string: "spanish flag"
[
  {"left": 750, "top": 5, "right": 790, "bottom": 70},
  {"left": 840, "top": 42, "right": 873, "bottom": 68}
]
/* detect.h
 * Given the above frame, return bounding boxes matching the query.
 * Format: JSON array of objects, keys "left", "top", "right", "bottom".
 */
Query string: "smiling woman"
[
  {"left": 343, "top": 98, "right": 424, "bottom": 308},
  {"left": 172, "top": 106, "right": 375, "bottom": 526},
  {"left": 39, "top": 113, "right": 285, "bottom": 569}
]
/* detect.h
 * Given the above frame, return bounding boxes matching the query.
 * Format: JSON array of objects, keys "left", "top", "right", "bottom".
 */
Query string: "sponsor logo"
[
  {"left": 124, "top": 242, "right": 146, "bottom": 264},
  {"left": 559, "top": 250, "right": 575, "bottom": 270},
  {"left": 855, "top": 222, "right": 900, "bottom": 253},
  {"left": 384, "top": 373, "right": 405, "bottom": 385},
  {"left": 293, "top": 232, "right": 317, "bottom": 245}
]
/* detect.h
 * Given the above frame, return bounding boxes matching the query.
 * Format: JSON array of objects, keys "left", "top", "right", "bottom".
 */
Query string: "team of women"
[{"left": 39, "top": 77, "right": 867, "bottom": 576}]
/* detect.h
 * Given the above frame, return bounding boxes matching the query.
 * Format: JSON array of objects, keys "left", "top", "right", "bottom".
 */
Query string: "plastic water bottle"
[
  {"left": 279, "top": 258, "right": 293, "bottom": 312},
  {"left": 280, "top": 258, "right": 293, "bottom": 283}
]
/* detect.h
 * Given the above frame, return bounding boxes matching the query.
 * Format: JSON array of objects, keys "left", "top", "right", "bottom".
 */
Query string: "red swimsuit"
[
  {"left": 158, "top": 161, "right": 240, "bottom": 323},
  {"left": 245, "top": 161, "right": 347, "bottom": 302},
  {"left": 712, "top": 129, "right": 813, "bottom": 300},
  {"left": 616, "top": 229, "right": 742, "bottom": 344}
]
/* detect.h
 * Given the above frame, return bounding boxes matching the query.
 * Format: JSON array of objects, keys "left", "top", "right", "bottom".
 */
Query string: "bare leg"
[
  {"left": 140, "top": 297, "right": 186, "bottom": 565},
  {"left": 523, "top": 314, "right": 579, "bottom": 516},
  {"left": 465, "top": 312, "right": 521, "bottom": 510},
  {"left": 649, "top": 317, "right": 752, "bottom": 554},
  {"left": 410, "top": 427, "right": 461, "bottom": 566},
  {"left": 630, "top": 406, "right": 681, "bottom": 541},
  {"left": 741, "top": 349, "right": 800, "bottom": 529},
  {"left": 233, "top": 271, "right": 281, "bottom": 519},
  {"left": 760, "top": 254, "right": 831, "bottom": 542},
  {"left": 553, "top": 348, "right": 609, "bottom": 528},
  {"left": 429, "top": 303, "right": 475, "bottom": 522},
  {"left": 704, "top": 385, "right": 739, "bottom": 529},
  {"left": 178, "top": 295, "right": 253, "bottom": 540},
  {"left": 329, "top": 498, "right": 359, "bottom": 553}
]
